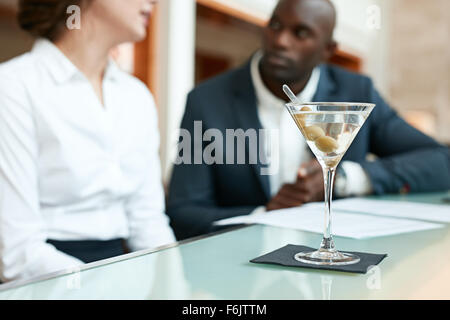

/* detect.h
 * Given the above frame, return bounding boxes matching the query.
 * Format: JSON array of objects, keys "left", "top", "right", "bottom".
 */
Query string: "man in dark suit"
[{"left": 167, "top": 0, "right": 450, "bottom": 240}]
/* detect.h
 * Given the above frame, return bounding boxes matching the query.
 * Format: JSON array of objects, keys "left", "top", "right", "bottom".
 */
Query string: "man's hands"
[{"left": 266, "top": 159, "right": 324, "bottom": 211}]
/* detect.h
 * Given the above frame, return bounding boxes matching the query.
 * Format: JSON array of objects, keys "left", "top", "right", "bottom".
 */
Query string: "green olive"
[
  {"left": 293, "top": 107, "right": 312, "bottom": 128},
  {"left": 325, "top": 158, "right": 340, "bottom": 168},
  {"left": 304, "top": 126, "right": 325, "bottom": 141},
  {"left": 315, "top": 136, "right": 339, "bottom": 153},
  {"left": 293, "top": 114, "right": 306, "bottom": 128}
]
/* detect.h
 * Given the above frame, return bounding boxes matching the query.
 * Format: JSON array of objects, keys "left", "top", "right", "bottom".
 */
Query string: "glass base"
[{"left": 294, "top": 249, "right": 360, "bottom": 266}]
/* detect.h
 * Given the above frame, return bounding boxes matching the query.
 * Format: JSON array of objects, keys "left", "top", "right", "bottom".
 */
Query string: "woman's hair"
[{"left": 17, "top": 0, "right": 84, "bottom": 41}]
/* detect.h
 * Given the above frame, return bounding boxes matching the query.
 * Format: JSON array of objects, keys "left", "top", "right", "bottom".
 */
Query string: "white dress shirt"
[
  {"left": 251, "top": 51, "right": 317, "bottom": 195},
  {"left": 0, "top": 39, "right": 175, "bottom": 282},
  {"left": 249, "top": 51, "right": 372, "bottom": 213}
]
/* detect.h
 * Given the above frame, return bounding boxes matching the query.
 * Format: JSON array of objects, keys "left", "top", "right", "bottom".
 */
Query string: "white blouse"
[{"left": 0, "top": 39, "right": 175, "bottom": 282}]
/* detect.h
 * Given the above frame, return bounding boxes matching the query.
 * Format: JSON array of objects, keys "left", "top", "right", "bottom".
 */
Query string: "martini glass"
[{"left": 285, "top": 102, "right": 375, "bottom": 265}]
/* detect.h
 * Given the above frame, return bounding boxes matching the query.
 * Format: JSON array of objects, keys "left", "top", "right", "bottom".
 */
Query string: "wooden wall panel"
[
  {"left": 133, "top": 6, "right": 159, "bottom": 103},
  {"left": 196, "top": 0, "right": 267, "bottom": 27}
]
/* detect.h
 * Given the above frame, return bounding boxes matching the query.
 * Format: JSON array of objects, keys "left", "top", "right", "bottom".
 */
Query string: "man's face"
[{"left": 261, "top": 0, "right": 336, "bottom": 83}]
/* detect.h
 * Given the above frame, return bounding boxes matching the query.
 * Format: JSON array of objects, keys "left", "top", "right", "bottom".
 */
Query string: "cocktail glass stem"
[
  {"left": 293, "top": 161, "right": 360, "bottom": 265},
  {"left": 319, "top": 166, "right": 336, "bottom": 252}
]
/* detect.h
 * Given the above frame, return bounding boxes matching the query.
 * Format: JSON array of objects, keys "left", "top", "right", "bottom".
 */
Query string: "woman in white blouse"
[{"left": 0, "top": 0, "right": 175, "bottom": 282}]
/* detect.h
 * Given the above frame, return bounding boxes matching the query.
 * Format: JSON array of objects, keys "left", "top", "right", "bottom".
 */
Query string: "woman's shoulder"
[
  {"left": 0, "top": 52, "right": 35, "bottom": 79},
  {"left": 0, "top": 54, "right": 38, "bottom": 122},
  {"left": 0, "top": 53, "right": 38, "bottom": 102},
  {"left": 0, "top": 51, "right": 43, "bottom": 94}
]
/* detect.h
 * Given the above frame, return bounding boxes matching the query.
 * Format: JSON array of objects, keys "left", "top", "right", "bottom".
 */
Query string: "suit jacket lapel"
[
  {"left": 230, "top": 62, "right": 271, "bottom": 200},
  {"left": 312, "top": 64, "right": 337, "bottom": 102}
]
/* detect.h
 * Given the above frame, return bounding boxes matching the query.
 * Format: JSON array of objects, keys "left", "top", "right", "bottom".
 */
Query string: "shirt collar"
[
  {"left": 103, "top": 60, "right": 121, "bottom": 82},
  {"left": 32, "top": 38, "right": 120, "bottom": 84},
  {"left": 250, "top": 50, "right": 321, "bottom": 109}
]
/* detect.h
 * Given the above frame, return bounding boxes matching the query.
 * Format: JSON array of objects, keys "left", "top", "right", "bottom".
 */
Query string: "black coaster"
[{"left": 250, "top": 244, "right": 387, "bottom": 274}]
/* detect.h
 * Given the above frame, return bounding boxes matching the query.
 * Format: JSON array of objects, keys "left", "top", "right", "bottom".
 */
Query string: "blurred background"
[{"left": 0, "top": 0, "right": 449, "bottom": 183}]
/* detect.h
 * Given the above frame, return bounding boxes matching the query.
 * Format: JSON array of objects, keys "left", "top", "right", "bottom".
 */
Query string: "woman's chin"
[{"left": 131, "top": 28, "right": 148, "bottom": 42}]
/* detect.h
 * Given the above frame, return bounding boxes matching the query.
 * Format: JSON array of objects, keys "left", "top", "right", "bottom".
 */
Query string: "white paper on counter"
[
  {"left": 214, "top": 206, "right": 443, "bottom": 239},
  {"left": 305, "top": 198, "right": 450, "bottom": 223}
]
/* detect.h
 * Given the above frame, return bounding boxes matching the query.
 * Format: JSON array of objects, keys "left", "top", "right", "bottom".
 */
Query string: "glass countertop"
[{"left": 0, "top": 192, "right": 449, "bottom": 299}]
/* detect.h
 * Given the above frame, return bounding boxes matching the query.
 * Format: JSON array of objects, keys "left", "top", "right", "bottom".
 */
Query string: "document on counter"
[
  {"left": 305, "top": 198, "right": 450, "bottom": 223},
  {"left": 214, "top": 206, "right": 443, "bottom": 239}
]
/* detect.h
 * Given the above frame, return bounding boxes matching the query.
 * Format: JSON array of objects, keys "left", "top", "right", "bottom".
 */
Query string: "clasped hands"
[{"left": 266, "top": 159, "right": 324, "bottom": 211}]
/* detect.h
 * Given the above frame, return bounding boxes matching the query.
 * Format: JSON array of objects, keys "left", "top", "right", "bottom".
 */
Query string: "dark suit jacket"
[{"left": 167, "top": 61, "right": 450, "bottom": 240}]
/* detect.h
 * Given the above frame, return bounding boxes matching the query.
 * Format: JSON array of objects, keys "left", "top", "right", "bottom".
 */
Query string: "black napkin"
[{"left": 250, "top": 244, "right": 387, "bottom": 274}]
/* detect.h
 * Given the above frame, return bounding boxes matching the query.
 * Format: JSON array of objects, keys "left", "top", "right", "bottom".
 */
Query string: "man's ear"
[{"left": 323, "top": 40, "right": 338, "bottom": 61}]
